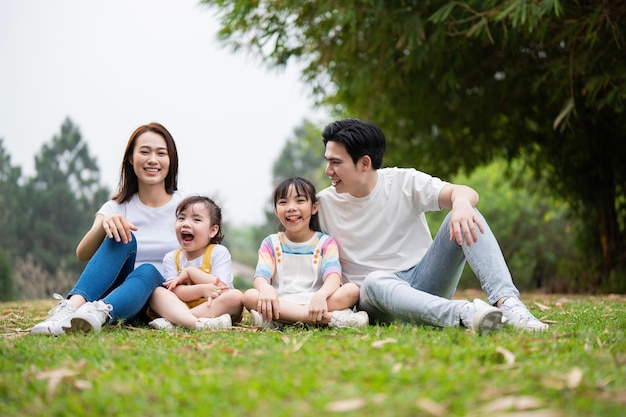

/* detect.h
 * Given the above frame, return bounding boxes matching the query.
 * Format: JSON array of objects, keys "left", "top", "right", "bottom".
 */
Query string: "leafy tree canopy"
[
  {"left": 249, "top": 119, "right": 327, "bottom": 248},
  {"left": 20, "top": 118, "right": 109, "bottom": 275},
  {"left": 203, "top": 0, "right": 625, "bottom": 287}
]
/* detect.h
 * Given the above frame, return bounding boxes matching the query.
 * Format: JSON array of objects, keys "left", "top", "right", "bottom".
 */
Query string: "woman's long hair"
[{"left": 112, "top": 122, "right": 179, "bottom": 203}]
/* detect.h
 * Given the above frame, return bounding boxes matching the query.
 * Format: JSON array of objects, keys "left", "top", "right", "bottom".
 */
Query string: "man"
[{"left": 317, "top": 118, "right": 548, "bottom": 333}]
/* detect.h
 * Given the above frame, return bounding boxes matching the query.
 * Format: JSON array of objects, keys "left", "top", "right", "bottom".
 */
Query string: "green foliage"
[
  {"left": 0, "top": 118, "right": 110, "bottom": 300},
  {"left": 18, "top": 118, "right": 110, "bottom": 279},
  {"left": 0, "top": 139, "right": 22, "bottom": 261},
  {"left": 0, "top": 253, "right": 13, "bottom": 301},
  {"left": 0, "top": 140, "right": 21, "bottom": 300},
  {"left": 202, "top": 0, "right": 626, "bottom": 289},
  {"left": 247, "top": 119, "right": 328, "bottom": 256},
  {"left": 271, "top": 118, "right": 327, "bottom": 192},
  {"left": 428, "top": 159, "right": 580, "bottom": 291},
  {"left": 1, "top": 295, "right": 625, "bottom": 416}
]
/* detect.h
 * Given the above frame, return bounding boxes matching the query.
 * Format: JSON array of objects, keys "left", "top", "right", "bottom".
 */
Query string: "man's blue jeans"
[
  {"left": 358, "top": 209, "right": 520, "bottom": 327},
  {"left": 68, "top": 234, "right": 164, "bottom": 323}
]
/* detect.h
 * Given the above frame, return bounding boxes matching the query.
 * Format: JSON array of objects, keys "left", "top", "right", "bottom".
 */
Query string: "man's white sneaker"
[
  {"left": 460, "top": 299, "right": 505, "bottom": 334},
  {"left": 148, "top": 317, "right": 175, "bottom": 331},
  {"left": 329, "top": 309, "right": 369, "bottom": 329},
  {"left": 31, "top": 293, "right": 76, "bottom": 336},
  {"left": 248, "top": 309, "right": 282, "bottom": 330},
  {"left": 499, "top": 297, "right": 549, "bottom": 331},
  {"left": 66, "top": 300, "right": 112, "bottom": 333},
  {"left": 196, "top": 314, "right": 232, "bottom": 330}
]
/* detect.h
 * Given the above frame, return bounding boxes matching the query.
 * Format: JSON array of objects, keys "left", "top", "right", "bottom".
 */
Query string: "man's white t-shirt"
[
  {"left": 97, "top": 191, "right": 187, "bottom": 274},
  {"left": 317, "top": 168, "right": 447, "bottom": 286}
]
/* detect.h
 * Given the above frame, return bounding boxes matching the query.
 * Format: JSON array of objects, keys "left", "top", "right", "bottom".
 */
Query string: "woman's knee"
[{"left": 131, "top": 264, "right": 165, "bottom": 287}]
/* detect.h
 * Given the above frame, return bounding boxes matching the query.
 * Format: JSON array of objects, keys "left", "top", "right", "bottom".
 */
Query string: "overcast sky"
[{"left": 0, "top": 0, "right": 328, "bottom": 226}]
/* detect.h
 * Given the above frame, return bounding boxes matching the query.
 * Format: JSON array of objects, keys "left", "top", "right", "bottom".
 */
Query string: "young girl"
[
  {"left": 31, "top": 122, "right": 188, "bottom": 335},
  {"left": 147, "top": 196, "right": 243, "bottom": 330},
  {"left": 243, "top": 177, "right": 368, "bottom": 329}
]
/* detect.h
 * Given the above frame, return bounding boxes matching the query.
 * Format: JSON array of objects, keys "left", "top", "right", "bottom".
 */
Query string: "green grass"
[{"left": 1, "top": 292, "right": 624, "bottom": 417}]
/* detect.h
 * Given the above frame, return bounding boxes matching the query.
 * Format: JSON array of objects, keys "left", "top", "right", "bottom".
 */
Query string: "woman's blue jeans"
[
  {"left": 358, "top": 209, "right": 520, "bottom": 327},
  {"left": 67, "top": 234, "right": 164, "bottom": 323}
]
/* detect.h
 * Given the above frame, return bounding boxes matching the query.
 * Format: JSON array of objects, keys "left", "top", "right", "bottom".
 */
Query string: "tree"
[
  {"left": 249, "top": 119, "right": 327, "bottom": 252},
  {"left": 0, "top": 139, "right": 22, "bottom": 251},
  {"left": 271, "top": 119, "right": 327, "bottom": 191},
  {"left": 427, "top": 159, "right": 580, "bottom": 292},
  {"left": 203, "top": 0, "right": 626, "bottom": 289},
  {"left": 0, "top": 139, "right": 23, "bottom": 297},
  {"left": 19, "top": 118, "right": 109, "bottom": 278}
]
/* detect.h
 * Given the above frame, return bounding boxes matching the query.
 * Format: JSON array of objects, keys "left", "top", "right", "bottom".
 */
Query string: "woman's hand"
[{"left": 102, "top": 214, "right": 137, "bottom": 243}]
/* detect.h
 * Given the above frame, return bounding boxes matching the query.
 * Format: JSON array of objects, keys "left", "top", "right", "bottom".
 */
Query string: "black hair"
[
  {"left": 321, "top": 118, "right": 386, "bottom": 169},
  {"left": 176, "top": 195, "right": 224, "bottom": 244},
  {"left": 272, "top": 177, "right": 320, "bottom": 232}
]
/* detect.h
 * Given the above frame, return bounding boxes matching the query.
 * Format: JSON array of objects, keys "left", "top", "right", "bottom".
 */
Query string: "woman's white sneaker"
[
  {"left": 30, "top": 293, "right": 76, "bottom": 336},
  {"left": 66, "top": 300, "right": 112, "bottom": 333}
]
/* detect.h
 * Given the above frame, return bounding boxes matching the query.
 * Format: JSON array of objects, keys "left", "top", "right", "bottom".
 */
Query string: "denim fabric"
[
  {"left": 67, "top": 235, "right": 164, "bottom": 323},
  {"left": 358, "top": 209, "right": 520, "bottom": 327}
]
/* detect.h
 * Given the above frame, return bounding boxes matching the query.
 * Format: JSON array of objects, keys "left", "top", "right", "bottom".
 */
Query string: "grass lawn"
[{"left": 1, "top": 291, "right": 624, "bottom": 417}]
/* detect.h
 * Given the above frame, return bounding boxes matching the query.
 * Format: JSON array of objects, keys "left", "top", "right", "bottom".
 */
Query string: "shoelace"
[
  {"left": 503, "top": 299, "right": 531, "bottom": 323},
  {"left": 47, "top": 293, "right": 74, "bottom": 321},
  {"left": 92, "top": 301, "right": 113, "bottom": 320}
]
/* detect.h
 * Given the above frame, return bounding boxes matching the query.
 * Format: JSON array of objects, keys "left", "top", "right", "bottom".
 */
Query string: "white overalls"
[{"left": 269, "top": 233, "right": 329, "bottom": 304}]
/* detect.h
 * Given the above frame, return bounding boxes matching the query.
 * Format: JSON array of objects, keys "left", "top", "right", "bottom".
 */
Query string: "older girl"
[{"left": 243, "top": 177, "right": 367, "bottom": 329}]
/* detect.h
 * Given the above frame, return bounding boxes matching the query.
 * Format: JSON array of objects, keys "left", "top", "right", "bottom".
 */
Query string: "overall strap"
[
  {"left": 269, "top": 233, "right": 329, "bottom": 275},
  {"left": 269, "top": 234, "right": 283, "bottom": 277},
  {"left": 174, "top": 249, "right": 182, "bottom": 273},
  {"left": 201, "top": 244, "right": 216, "bottom": 273},
  {"left": 174, "top": 244, "right": 216, "bottom": 274},
  {"left": 312, "top": 234, "right": 329, "bottom": 275}
]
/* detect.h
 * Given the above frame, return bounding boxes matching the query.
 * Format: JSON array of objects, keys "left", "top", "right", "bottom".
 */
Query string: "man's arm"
[{"left": 438, "top": 184, "right": 484, "bottom": 246}]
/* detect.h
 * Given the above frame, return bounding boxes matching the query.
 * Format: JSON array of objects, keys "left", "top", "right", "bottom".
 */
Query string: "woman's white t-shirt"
[{"left": 97, "top": 191, "right": 187, "bottom": 274}]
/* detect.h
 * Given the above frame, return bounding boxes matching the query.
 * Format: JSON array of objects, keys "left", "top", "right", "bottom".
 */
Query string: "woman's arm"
[
  {"left": 76, "top": 214, "right": 106, "bottom": 261},
  {"left": 76, "top": 213, "right": 138, "bottom": 261}
]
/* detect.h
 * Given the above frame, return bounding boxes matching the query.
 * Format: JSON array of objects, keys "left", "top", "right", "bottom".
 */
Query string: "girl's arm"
[
  {"left": 163, "top": 267, "right": 225, "bottom": 291},
  {"left": 254, "top": 276, "right": 280, "bottom": 321},
  {"left": 182, "top": 267, "right": 221, "bottom": 285},
  {"left": 164, "top": 267, "right": 228, "bottom": 302},
  {"left": 206, "top": 246, "right": 233, "bottom": 288}
]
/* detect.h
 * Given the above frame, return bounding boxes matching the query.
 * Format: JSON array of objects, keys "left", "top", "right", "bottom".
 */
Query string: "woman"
[{"left": 31, "top": 122, "right": 188, "bottom": 335}]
